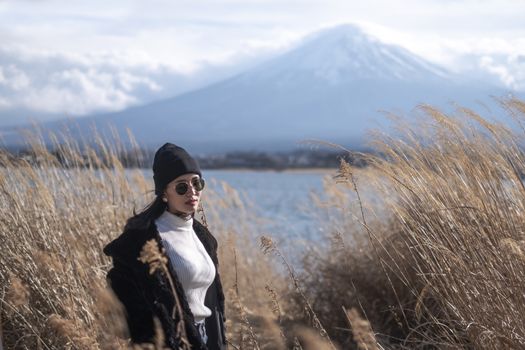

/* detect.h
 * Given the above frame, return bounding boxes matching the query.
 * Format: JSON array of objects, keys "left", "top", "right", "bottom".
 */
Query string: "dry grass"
[
  {"left": 0, "top": 133, "right": 289, "bottom": 349},
  {"left": 372, "top": 100, "right": 525, "bottom": 348},
  {"left": 294, "top": 98, "right": 525, "bottom": 349},
  {"left": 0, "top": 134, "right": 145, "bottom": 349},
  {"left": 1, "top": 98, "right": 525, "bottom": 349}
]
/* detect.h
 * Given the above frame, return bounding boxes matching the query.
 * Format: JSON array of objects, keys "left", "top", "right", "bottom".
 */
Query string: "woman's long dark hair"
[{"left": 124, "top": 195, "right": 167, "bottom": 231}]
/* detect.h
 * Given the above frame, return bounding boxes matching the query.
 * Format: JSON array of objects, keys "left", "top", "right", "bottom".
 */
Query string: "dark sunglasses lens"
[
  {"left": 175, "top": 183, "right": 189, "bottom": 195},
  {"left": 175, "top": 178, "right": 205, "bottom": 195},
  {"left": 192, "top": 178, "right": 205, "bottom": 191}
]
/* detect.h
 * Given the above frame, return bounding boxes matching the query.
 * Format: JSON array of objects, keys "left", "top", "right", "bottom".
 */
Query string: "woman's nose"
[{"left": 187, "top": 184, "right": 198, "bottom": 195}]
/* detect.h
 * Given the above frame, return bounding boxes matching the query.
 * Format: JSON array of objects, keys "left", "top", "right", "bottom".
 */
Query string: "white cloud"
[
  {"left": 40, "top": 68, "right": 137, "bottom": 114},
  {"left": 478, "top": 55, "right": 525, "bottom": 91},
  {"left": 117, "top": 72, "right": 161, "bottom": 93},
  {"left": 0, "top": 65, "right": 30, "bottom": 91},
  {"left": 0, "top": 0, "right": 524, "bottom": 120},
  {"left": 2, "top": 1, "right": 524, "bottom": 58},
  {"left": 0, "top": 49, "right": 170, "bottom": 115},
  {"left": 0, "top": 46, "right": 257, "bottom": 118}
]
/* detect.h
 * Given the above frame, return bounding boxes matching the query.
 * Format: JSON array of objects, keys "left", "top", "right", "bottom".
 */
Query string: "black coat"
[{"left": 103, "top": 219, "right": 227, "bottom": 350}]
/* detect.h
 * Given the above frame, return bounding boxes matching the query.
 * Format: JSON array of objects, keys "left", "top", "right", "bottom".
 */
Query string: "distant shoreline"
[{"left": 203, "top": 167, "right": 337, "bottom": 174}]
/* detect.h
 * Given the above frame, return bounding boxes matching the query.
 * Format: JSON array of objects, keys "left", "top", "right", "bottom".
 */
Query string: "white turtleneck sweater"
[{"left": 155, "top": 211, "right": 216, "bottom": 323}]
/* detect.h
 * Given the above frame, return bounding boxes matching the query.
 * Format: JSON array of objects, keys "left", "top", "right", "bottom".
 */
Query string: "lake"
[
  {"left": 141, "top": 168, "right": 340, "bottom": 252},
  {"left": 206, "top": 169, "right": 334, "bottom": 232}
]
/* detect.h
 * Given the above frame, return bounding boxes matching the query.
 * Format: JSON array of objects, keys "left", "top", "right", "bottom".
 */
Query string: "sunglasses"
[{"left": 174, "top": 177, "right": 205, "bottom": 195}]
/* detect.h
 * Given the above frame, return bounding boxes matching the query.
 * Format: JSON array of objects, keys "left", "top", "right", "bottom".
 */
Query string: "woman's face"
[{"left": 164, "top": 173, "right": 203, "bottom": 215}]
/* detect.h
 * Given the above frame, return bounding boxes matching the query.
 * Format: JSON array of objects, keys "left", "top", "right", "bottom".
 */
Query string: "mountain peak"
[
  {"left": 5, "top": 23, "right": 499, "bottom": 153},
  {"left": 304, "top": 23, "right": 376, "bottom": 45},
  {"left": 246, "top": 23, "right": 450, "bottom": 84}
]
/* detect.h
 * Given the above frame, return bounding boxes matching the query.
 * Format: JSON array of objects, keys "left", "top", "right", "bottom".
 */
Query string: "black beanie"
[{"left": 152, "top": 143, "right": 201, "bottom": 195}]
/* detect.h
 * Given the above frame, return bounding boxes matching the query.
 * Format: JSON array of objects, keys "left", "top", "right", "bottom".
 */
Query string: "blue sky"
[{"left": 0, "top": 0, "right": 524, "bottom": 120}]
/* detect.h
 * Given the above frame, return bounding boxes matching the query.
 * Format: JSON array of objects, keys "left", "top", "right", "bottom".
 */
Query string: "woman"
[{"left": 104, "top": 143, "right": 227, "bottom": 350}]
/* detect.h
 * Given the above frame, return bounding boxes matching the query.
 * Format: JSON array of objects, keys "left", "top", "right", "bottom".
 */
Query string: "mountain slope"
[
  {"left": 2, "top": 24, "right": 509, "bottom": 152},
  {"left": 246, "top": 24, "right": 451, "bottom": 83}
]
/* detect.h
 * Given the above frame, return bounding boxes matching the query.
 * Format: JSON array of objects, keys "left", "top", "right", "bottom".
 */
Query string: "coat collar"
[{"left": 103, "top": 218, "right": 216, "bottom": 265}]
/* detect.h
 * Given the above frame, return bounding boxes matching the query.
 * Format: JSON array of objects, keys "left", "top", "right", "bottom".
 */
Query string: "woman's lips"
[{"left": 185, "top": 199, "right": 198, "bottom": 206}]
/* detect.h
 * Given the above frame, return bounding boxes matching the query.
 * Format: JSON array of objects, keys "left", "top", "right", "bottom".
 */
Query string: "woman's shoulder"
[{"left": 103, "top": 220, "right": 158, "bottom": 262}]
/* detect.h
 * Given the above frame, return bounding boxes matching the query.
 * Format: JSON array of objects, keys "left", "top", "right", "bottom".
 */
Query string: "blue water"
[
  {"left": 137, "top": 168, "right": 339, "bottom": 258},
  {"left": 204, "top": 169, "right": 335, "bottom": 243}
]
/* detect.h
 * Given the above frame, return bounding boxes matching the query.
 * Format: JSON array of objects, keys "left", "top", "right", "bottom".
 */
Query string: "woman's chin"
[
  {"left": 167, "top": 207, "right": 195, "bottom": 217},
  {"left": 181, "top": 206, "right": 196, "bottom": 214}
]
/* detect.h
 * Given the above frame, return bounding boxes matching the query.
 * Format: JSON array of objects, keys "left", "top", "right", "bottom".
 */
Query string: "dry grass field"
[{"left": 1, "top": 98, "right": 525, "bottom": 349}]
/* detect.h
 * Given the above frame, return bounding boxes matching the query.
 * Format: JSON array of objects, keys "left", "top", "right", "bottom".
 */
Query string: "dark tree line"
[{"left": 2, "top": 146, "right": 370, "bottom": 170}]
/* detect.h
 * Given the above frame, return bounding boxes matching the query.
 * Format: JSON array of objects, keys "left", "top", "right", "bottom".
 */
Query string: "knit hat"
[{"left": 152, "top": 143, "right": 201, "bottom": 195}]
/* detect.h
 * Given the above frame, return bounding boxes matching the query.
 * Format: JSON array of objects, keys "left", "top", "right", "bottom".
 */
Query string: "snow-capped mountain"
[
  {"left": 2, "top": 24, "right": 513, "bottom": 152},
  {"left": 245, "top": 24, "right": 451, "bottom": 83}
]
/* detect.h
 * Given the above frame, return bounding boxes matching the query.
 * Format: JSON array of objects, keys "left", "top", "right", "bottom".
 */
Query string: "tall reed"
[
  {"left": 2, "top": 98, "right": 525, "bottom": 349},
  {"left": 298, "top": 98, "right": 525, "bottom": 349},
  {"left": 0, "top": 132, "right": 146, "bottom": 349},
  {"left": 0, "top": 131, "right": 288, "bottom": 349}
]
